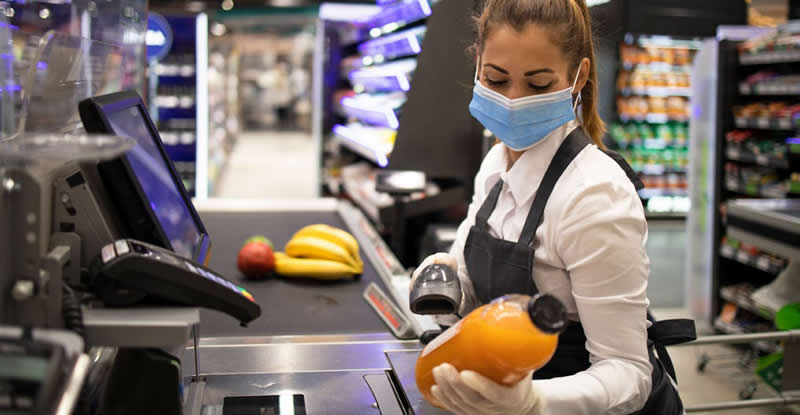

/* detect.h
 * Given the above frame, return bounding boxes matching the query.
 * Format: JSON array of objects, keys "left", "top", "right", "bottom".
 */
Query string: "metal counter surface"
[
  {"left": 194, "top": 371, "right": 388, "bottom": 414},
  {"left": 386, "top": 350, "right": 449, "bottom": 415},
  {"left": 184, "top": 333, "right": 424, "bottom": 414},
  {"left": 196, "top": 208, "right": 389, "bottom": 337}
]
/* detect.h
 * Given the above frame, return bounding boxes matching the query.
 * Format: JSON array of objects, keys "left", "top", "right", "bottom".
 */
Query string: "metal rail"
[{"left": 673, "top": 330, "right": 800, "bottom": 412}]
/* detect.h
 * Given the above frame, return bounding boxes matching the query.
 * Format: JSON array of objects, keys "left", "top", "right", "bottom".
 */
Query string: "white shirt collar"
[{"left": 494, "top": 120, "right": 581, "bottom": 203}]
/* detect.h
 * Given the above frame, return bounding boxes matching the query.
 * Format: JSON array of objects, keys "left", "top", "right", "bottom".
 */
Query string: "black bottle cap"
[{"left": 527, "top": 294, "right": 568, "bottom": 334}]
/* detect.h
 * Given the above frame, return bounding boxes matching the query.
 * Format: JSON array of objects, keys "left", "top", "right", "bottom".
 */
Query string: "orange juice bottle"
[{"left": 415, "top": 294, "right": 567, "bottom": 406}]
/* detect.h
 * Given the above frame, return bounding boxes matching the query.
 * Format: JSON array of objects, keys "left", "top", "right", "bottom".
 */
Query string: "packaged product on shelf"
[
  {"left": 791, "top": 173, "right": 800, "bottom": 193},
  {"left": 610, "top": 123, "right": 629, "bottom": 147},
  {"left": 631, "top": 71, "right": 647, "bottom": 92},
  {"left": 674, "top": 123, "right": 689, "bottom": 147},
  {"left": 656, "top": 123, "right": 672, "bottom": 142},
  {"left": 616, "top": 71, "right": 630, "bottom": 92},
  {"left": 638, "top": 122, "right": 654, "bottom": 140},
  {"left": 666, "top": 97, "right": 689, "bottom": 119},
  {"left": 648, "top": 96, "right": 667, "bottom": 115}
]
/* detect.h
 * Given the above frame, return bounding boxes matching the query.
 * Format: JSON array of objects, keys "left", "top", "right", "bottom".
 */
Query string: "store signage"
[{"left": 146, "top": 12, "right": 172, "bottom": 61}]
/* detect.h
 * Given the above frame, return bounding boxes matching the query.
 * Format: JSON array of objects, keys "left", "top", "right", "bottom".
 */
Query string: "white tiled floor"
[
  {"left": 215, "top": 131, "right": 319, "bottom": 199},
  {"left": 218, "top": 134, "right": 800, "bottom": 414}
]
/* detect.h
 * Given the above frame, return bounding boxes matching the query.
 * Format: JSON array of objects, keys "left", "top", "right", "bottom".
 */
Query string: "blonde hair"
[{"left": 473, "top": 0, "right": 607, "bottom": 148}]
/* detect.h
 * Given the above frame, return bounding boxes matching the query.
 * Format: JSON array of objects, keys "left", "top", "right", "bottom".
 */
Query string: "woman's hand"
[
  {"left": 409, "top": 253, "right": 459, "bottom": 291},
  {"left": 430, "top": 363, "right": 545, "bottom": 415}
]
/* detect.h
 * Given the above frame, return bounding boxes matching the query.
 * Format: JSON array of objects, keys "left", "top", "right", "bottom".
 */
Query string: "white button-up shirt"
[{"left": 446, "top": 120, "right": 654, "bottom": 414}]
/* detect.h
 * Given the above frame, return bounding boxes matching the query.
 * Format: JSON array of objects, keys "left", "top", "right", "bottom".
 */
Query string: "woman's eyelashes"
[
  {"left": 528, "top": 82, "right": 552, "bottom": 91},
  {"left": 483, "top": 76, "right": 553, "bottom": 92},
  {"left": 485, "top": 77, "right": 507, "bottom": 87}
]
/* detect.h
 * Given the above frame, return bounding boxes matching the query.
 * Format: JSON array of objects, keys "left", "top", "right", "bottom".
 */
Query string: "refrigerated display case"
[
  {"left": 610, "top": 35, "right": 703, "bottom": 218},
  {"left": 689, "top": 23, "right": 800, "bottom": 339}
]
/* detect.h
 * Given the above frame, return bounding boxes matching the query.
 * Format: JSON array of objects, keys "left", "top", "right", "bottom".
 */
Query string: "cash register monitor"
[{"left": 78, "top": 91, "right": 210, "bottom": 263}]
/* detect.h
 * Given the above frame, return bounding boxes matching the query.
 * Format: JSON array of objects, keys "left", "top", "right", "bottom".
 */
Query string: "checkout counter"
[
  {"left": 0, "top": 89, "right": 448, "bottom": 414},
  {"left": 186, "top": 197, "right": 445, "bottom": 414}
]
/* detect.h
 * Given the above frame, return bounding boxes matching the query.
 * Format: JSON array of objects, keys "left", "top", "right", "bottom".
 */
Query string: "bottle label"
[{"left": 421, "top": 321, "right": 462, "bottom": 357}]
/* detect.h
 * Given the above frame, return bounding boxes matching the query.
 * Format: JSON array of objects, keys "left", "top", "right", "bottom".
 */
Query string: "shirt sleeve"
[{"left": 533, "top": 178, "right": 653, "bottom": 415}]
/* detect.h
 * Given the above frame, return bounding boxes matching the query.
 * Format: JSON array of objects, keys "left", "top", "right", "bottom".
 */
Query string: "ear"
[{"left": 575, "top": 57, "right": 590, "bottom": 93}]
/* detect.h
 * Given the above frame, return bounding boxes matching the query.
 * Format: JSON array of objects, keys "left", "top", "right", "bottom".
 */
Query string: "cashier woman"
[{"left": 410, "top": 0, "right": 693, "bottom": 414}]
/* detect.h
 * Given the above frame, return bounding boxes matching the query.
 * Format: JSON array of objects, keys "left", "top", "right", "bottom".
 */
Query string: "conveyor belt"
[{"left": 197, "top": 210, "right": 389, "bottom": 337}]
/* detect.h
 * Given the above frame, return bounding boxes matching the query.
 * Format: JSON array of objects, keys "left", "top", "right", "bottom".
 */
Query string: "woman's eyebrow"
[{"left": 524, "top": 68, "right": 555, "bottom": 76}]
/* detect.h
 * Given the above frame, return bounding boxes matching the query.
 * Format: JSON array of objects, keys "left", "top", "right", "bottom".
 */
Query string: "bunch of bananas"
[{"left": 274, "top": 224, "right": 364, "bottom": 280}]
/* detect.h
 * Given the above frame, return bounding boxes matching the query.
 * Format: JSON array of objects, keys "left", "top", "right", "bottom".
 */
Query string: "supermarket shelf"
[
  {"left": 358, "top": 26, "right": 426, "bottom": 61},
  {"left": 712, "top": 318, "right": 779, "bottom": 354},
  {"left": 635, "top": 164, "right": 687, "bottom": 175},
  {"left": 644, "top": 137, "right": 688, "bottom": 150},
  {"left": 726, "top": 148, "right": 790, "bottom": 170},
  {"left": 621, "top": 86, "right": 691, "bottom": 97},
  {"left": 720, "top": 284, "right": 775, "bottom": 320},
  {"left": 341, "top": 97, "right": 400, "bottom": 130},
  {"left": 622, "top": 62, "right": 692, "bottom": 73},
  {"left": 734, "top": 116, "right": 795, "bottom": 131},
  {"left": 645, "top": 211, "right": 687, "bottom": 219},
  {"left": 719, "top": 242, "right": 786, "bottom": 275},
  {"left": 725, "top": 178, "right": 791, "bottom": 198},
  {"left": 349, "top": 58, "right": 416, "bottom": 93},
  {"left": 332, "top": 123, "right": 395, "bottom": 167},
  {"left": 620, "top": 114, "right": 689, "bottom": 124},
  {"left": 637, "top": 188, "right": 688, "bottom": 199},
  {"left": 358, "top": 0, "right": 433, "bottom": 39},
  {"left": 740, "top": 50, "right": 800, "bottom": 65},
  {"left": 739, "top": 83, "right": 800, "bottom": 96}
]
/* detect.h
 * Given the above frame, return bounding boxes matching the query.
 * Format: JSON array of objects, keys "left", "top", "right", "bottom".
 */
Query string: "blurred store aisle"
[{"left": 216, "top": 131, "right": 318, "bottom": 199}]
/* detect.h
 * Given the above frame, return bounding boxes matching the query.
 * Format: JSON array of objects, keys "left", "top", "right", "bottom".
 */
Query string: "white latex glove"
[
  {"left": 409, "top": 252, "right": 459, "bottom": 291},
  {"left": 430, "top": 363, "right": 546, "bottom": 415}
]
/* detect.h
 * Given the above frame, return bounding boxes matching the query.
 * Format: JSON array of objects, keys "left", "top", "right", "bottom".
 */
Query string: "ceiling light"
[
  {"left": 186, "top": 1, "right": 205, "bottom": 12},
  {"left": 221, "top": 0, "right": 234, "bottom": 11},
  {"left": 211, "top": 22, "right": 227, "bottom": 36}
]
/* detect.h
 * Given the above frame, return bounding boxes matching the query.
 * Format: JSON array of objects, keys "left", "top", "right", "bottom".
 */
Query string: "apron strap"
[
  {"left": 647, "top": 313, "right": 697, "bottom": 384},
  {"left": 474, "top": 179, "right": 505, "bottom": 229},
  {"left": 518, "top": 129, "right": 591, "bottom": 246}
]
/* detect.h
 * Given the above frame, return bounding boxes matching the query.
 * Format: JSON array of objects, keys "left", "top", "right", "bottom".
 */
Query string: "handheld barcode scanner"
[{"left": 409, "top": 263, "right": 462, "bottom": 316}]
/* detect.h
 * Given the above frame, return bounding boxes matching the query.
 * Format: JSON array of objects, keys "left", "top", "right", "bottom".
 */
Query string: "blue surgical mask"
[{"left": 469, "top": 67, "right": 581, "bottom": 151}]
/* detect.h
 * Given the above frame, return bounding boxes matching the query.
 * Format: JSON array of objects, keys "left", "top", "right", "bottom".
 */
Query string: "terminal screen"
[{"left": 106, "top": 106, "right": 201, "bottom": 259}]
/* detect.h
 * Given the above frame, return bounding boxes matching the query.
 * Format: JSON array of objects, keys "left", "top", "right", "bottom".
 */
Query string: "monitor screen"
[{"left": 105, "top": 105, "right": 202, "bottom": 260}]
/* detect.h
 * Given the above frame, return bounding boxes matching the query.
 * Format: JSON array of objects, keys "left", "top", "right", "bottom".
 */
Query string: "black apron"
[{"left": 462, "top": 128, "right": 696, "bottom": 415}]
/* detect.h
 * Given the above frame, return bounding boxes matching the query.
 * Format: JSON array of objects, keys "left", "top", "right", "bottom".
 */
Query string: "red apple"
[{"left": 237, "top": 242, "right": 275, "bottom": 280}]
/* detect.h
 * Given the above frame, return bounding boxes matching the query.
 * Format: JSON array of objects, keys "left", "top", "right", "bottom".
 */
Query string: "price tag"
[
  {"left": 756, "top": 154, "right": 769, "bottom": 166},
  {"left": 756, "top": 256, "right": 770, "bottom": 272},
  {"left": 735, "top": 118, "right": 747, "bottom": 128},
  {"left": 737, "top": 250, "right": 751, "bottom": 264},
  {"left": 728, "top": 149, "right": 740, "bottom": 160},
  {"left": 779, "top": 118, "right": 792, "bottom": 130},
  {"left": 757, "top": 118, "right": 770, "bottom": 129}
]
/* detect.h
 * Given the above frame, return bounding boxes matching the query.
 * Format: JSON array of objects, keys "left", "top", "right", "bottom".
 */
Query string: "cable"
[{"left": 62, "top": 282, "right": 84, "bottom": 338}]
